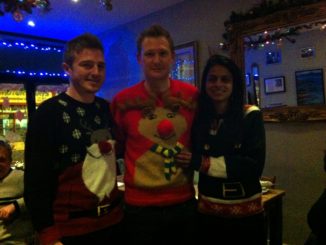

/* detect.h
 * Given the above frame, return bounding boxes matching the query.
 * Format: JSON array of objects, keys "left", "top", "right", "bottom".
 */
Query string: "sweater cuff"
[
  {"left": 38, "top": 226, "right": 61, "bottom": 245},
  {"left": 207, "top": 156, "right": 227, "bottom": 178}
]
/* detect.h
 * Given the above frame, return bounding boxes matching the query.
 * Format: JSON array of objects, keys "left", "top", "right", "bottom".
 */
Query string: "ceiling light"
[{"left": 27, "top": 20, "right": 36, "bottom": 27}]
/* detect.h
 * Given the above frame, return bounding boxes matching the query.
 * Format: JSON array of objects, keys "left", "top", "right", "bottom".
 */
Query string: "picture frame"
[
  {"left": 264, "top": 76, "right": 286, "bottom": 94},
  {"left": 170, "top": 41, "right": 198, "bottom": 86},
  {"left": 300, "top": 47, "right": 315, "bottom": 58},
  {"left": 295, "top": 68, "right": 325, "bottom": 105}
]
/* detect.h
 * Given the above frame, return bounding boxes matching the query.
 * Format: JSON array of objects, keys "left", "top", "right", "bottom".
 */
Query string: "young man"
[
  {"left": 24, "top": 33, "right": 123, "bottom": 245},
  {"left": 111, "top": 24, "right": 198, "bottom": 244},
  {"left": 0, "top": 140, "right": 34, "bottom": 244}
]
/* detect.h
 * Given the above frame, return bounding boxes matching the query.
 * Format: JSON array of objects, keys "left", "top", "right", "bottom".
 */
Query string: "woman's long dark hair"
[{"left": 193, "top": 54, "right": 245, "bottom": 146}]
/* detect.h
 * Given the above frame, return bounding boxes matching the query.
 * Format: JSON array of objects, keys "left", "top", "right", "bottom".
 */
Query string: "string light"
[
  {"left": 0, "top": 40, "right": 63, "bottom": 53},
  {"left": 220, "top": 20, "right": 326, "bottom": 50},
  {"left": 2, "top": 69, "right": 68, "bottom": 79},
  {"left": 27, "top": 20, "right": 35, "bottom": 27},
  {"left": 0, "top": 36, "right": 66, "bottom": 82},
  {"left": 0, "top": 0, "right": 51, "bottom": 22}
]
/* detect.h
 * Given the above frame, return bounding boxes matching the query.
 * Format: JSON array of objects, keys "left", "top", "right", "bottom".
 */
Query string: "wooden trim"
[
  {"left": 228, "top": 1, "right": 326, "bottom": 122},
  {"left": 262, "top": 105, "right": 326, "bottom": 122}
]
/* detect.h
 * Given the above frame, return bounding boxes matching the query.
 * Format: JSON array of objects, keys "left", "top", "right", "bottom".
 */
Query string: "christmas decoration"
[
  {"left": 100, "top": 0, "right": 113, "bottom": 11},
  {"left": 242, "top": 20, "right": 326, "bottom": 49},
  {"left": 0, "top": 0, "right": 51, "bottom": 22},
  {"left": 220, "top": 0, "right": 324, "bottom": 50},
  {"left": 0, "top": 0, "right": 113, "bottom": 22}
]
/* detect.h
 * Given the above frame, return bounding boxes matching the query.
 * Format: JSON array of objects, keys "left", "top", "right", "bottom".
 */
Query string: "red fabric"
[
  {"left": 112, "top": 79, "right": 198, "bottom": 206},
  {"left": 40, "top": 163, "right": 123, "bottom": 243},
  {"left": 198, "top": 195, "right": 263, "bottom": 218},
  {"left": 38, "top": 226, "right": 61, "bottom": 245}
]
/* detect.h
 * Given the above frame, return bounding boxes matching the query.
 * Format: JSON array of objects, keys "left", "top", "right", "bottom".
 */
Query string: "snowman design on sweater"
[
  {"left": 82, "top": 128, "right": 116, "bottom": 201},
  {"left": 55, "top": 96, "right": 117, "bottom": 208}
]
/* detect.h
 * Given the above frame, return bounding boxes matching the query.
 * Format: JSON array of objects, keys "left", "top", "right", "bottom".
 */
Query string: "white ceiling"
[{"left": 1, "top": 0, "right": 185, "bottom": 41}]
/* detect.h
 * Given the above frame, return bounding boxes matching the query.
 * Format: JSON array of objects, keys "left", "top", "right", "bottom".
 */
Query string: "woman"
[{"left": 191, "top": 54, "right": 266, "bottom": 244}]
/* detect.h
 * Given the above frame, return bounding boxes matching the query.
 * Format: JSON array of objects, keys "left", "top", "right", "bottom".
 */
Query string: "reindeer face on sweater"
[
  {"left": 138, "top": 107, "right": 187, "bottom": 147},
  {"left": 133, "top": 106, "right": 190, "bottom": 188}
]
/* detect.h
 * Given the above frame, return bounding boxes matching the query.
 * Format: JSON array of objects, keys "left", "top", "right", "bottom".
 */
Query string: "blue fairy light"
[
  {"left": 2, "top": 69, "right": 68, "bottom": 78},
  {"left": 0, "top": 40, "right": 63, "bottom": 53}
]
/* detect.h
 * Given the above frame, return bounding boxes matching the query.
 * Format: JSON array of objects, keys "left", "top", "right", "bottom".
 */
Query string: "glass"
[
  {"left": 35, "top": 84, "right": 68, "bottom": 107},
  {"left": 0, "top": 83, "right": 27, "bottom": 166},
  {"left": 0, "top": 83, "right": 68, "bottom": 168}
]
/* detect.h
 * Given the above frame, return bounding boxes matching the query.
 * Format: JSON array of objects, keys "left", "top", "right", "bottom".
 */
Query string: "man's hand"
[
  {"left": 175, "top": 151, "right": 192, "bottom": 168},
  {"left": 0, "top": 203, "right": 15, "bottom": 220}
]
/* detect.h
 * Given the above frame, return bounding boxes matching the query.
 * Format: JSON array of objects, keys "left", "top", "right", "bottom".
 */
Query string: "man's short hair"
[
  {"left": 63, "top": 33, "right": 104, "bottom": 67},
  {"left": 0, "top": 140, "right": 12, "bottom": 162},
  {"left": 137, "top": 24, "right": 174, "bottom": 56}
]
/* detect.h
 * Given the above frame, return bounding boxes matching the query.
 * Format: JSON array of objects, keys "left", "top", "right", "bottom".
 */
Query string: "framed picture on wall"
[
  {"left": 170, "top": 41, "right": 199, "bottom": 86},
  {"left": 295, "top": 69, "right": 325, "bottom": 105},
  {"left": 300, "top": 47, "right": 315, "bottom": 58},
  {"left": 264, "top": 76, "right": 286, "bottom": 94}
]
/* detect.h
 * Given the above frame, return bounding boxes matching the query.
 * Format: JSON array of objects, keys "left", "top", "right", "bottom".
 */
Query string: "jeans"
[
  {"left": 123, "top": 198, "right": 197, "bottom": 245},
  {"left": 60, "top": 223, "right": 122, "bottom": 245},
  {"left": 197, "top": 212, "right": 266, "bottom": 245}
]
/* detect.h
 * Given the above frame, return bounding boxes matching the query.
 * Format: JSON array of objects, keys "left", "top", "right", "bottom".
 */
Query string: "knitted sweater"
[
  {"left": 24, "top": 93, "right": 123, "bottom": 244},
  {"left": 111, "top": 79, "right": 198, "bottom": 206},
  {"left": 0, "top": 169, "right": 34, "bottom": 243},
  {"left": 191, "top": 105, "right": 266, "bottom": 217}
]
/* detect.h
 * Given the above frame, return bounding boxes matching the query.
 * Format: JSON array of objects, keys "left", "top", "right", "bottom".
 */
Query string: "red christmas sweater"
[{"left": 111, "top": 80, "right": 198, "bottom": 206}]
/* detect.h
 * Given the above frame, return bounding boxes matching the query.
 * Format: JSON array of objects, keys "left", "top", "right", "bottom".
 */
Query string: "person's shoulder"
[
  {"left": 31, "top": 94, "right": 66, "bottom": 122},
  {"left": 8, "top": 168, "right": 24, "bottom": 179},
  {"left": 95, "top": 96, "right": 109, "bottom": 105},
  {"left": 37, "top": 93, "right": 65, "bottom": 111},
  {"left": 112, "top": 82, "right": 144, "bottom": 101},
  {"left": 94, "top": 96, "right": 111, "bottom": 112},
  {"left": 244, "top": 104, "right": 261, "bottom": 116},
  {"left": 171, "top": 79, "right": 198, "bottom": 93}
]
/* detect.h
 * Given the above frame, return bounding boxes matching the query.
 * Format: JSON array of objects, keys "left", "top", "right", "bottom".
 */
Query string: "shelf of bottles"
[{"left": 0, "top": 83, "right": 67, "bottom": 167}]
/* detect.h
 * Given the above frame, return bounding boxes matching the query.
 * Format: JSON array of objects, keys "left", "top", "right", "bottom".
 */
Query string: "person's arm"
[
  {"left": 24, "top": 102, "right": 61, "bottom": 244},
  {"left": 110, "top": 97, "right": 126, "bottom": 159},
  {"left": 307, "top": 189, "right": 326, "bottom": 238},
  {"left": 193, "top": 109, "right": 265, "bottom": 181},
  {"left": 224, "top": 109, "right": 266, "bottom": 180}
]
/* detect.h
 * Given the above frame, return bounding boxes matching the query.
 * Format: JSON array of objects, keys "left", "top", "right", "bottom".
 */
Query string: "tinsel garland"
[
  {"left": 221, "top": 0, "right": 323, "bottom": 50},
  {"left": 0, "top": 0, "right": 51, "bottom": 21},
  {"left": 0, "top": 0, "right": 113, "bottom": 22}
]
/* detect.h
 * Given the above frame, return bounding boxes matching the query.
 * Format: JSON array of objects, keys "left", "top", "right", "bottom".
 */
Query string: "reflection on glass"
[
  {"left": 0, "top": 83, "right": 27, "bottom": 165},
  {"left": 0, "top": 83, "right": 68, "bottom": 166}
]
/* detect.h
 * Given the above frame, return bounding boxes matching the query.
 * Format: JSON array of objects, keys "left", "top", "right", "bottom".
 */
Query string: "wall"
[
  {"left": 98, "top": 0, "right": 326, "bottom": 244},
  {"left": 98, "top": 0, "right": 253, "bottom": 99},
  {"left": 245, "top": 29, "right": 326, "bottom": 108}
]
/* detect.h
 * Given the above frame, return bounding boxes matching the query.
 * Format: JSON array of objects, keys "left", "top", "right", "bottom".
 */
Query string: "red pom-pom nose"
[
  {"left": 157, "top": 119, "right": 175, "bottom": 139},
  {"left": 98, "top": 141, "right": 112, "bottom": 154}
]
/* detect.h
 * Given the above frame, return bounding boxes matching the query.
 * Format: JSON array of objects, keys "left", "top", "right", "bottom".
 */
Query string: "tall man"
[
  {"left": 24, "top": 33, "right": 123, "bottom": 245},
  {"left": 111, "top": 24, "right": 198, "bottom": 244}
]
